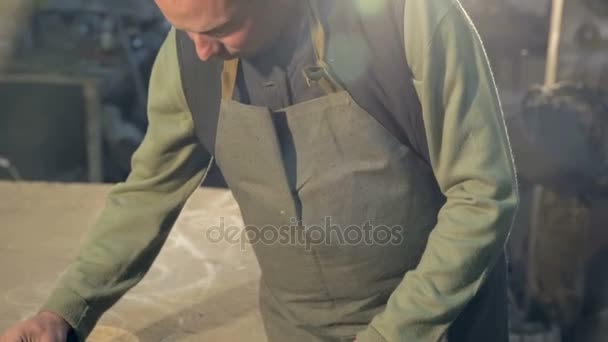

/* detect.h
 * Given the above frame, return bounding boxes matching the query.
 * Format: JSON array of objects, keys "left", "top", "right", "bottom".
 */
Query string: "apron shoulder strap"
[
  {"left": 313, "top": 0, "right": 430, "bottom": 167},
  {"left": 394, "top": 0, "right": 430, "bottom": 166},
  {"left": 316, "top": 0, "right": 430, "bottom": 167},
  {"left": 175, "top": 29, "right": 222, "bottom": 155}
]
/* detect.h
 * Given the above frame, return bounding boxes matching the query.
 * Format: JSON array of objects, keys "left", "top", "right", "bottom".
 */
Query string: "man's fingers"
[
  {"left": 0, "top": 313, "right": 69, "bottom": 342},
  {"left": 0, "top": 327, "right": 26, "bottom": 342}
]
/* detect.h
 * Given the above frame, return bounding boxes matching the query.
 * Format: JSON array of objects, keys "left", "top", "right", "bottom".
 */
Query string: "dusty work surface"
[{"left": 0, "top": 181, "right": 265, "bottom": 341}]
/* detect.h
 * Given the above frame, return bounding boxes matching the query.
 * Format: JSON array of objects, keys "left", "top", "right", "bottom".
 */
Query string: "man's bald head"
[
  {"left": 156, "top": 0, "right": 244, "bottom": 33},
  {"left": 155, "top": 0, "right": 300, "bottom": 61}
]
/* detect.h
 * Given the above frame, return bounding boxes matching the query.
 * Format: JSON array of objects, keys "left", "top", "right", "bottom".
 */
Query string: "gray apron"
[{"left": 194, "top": 1, "right": 508, "bottom": 340}]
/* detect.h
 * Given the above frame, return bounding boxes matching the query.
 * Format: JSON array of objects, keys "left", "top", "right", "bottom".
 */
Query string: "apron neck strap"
[
  {"left": 221, "top": 0, "right": 342, "bottom": 100},
  {"left": 307, "top": 0, "right": 326, "bottom": 63},
  {"left": 221, "top": 58, "right": 239, "bottom": 101}
]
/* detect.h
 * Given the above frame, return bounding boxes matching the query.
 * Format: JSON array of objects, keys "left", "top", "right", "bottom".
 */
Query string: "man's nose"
[{"left": 192, "top": 35, "right": 219, "bottom": 61}]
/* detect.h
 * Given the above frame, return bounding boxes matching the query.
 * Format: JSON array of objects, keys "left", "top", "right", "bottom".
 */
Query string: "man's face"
[{"left": 155, "top": 0, "right": 289, "bottom": 61}]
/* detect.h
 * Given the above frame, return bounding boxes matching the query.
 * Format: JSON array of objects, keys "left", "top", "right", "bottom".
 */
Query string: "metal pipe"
[{"left": 544, "top": 0, "right": 566, "bottom": 87}]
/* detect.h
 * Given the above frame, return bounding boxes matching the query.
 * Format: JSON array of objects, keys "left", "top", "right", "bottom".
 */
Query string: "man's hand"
[{"left": 0, "top": 311, "right": 71, "bottom": 342}]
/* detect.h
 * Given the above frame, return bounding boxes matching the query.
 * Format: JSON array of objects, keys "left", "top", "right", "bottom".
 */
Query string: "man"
[{"left": 0, "top": 0, "right": 518, "bottom": 341}]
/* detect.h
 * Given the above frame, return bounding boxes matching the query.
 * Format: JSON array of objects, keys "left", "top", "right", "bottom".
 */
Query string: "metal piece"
[{"left": 0, "top": 155, "right": 22, "bottom": 181}]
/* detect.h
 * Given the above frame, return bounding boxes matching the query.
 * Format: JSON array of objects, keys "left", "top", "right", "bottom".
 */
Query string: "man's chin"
[
  {"left": 214, "top": 46, "right": 266, "bottom": 61},
  {"left": 214, "top": 51, "right": 250, "bottom": 61}
]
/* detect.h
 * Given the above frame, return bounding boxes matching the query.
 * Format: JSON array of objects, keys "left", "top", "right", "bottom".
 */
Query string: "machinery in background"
[
  {"left": 559, "top": 0, "right": 608, "bottom": 88},
  {"left": 507, "top": 82, "right": 608, "bottom": 342},
  {"left": 462, "top": 1, "right": 608, "bottom": 341},
  {"left": 0, "top": 0, "right": 169, "bottom": 182}
]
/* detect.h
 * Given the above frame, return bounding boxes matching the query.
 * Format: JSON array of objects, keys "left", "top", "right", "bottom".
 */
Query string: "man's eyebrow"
[
  {"left": 193, "top": 17, "right": 235, "bottom": 36},
  {"left": 203, "top": 21, "right": 233, "bottom": 34}
]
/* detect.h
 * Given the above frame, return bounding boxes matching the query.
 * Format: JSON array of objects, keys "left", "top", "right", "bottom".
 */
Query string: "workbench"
[{"left": 0, "top": 181, "right": 265, "bottom": 341}]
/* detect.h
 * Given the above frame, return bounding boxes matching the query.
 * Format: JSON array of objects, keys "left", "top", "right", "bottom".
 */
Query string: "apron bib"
[{"left": 185, "top": 1, "right": 508, "bottom": 340}]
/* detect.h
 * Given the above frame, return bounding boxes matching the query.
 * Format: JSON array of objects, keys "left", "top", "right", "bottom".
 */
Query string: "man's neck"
[{"left": 245, "top": 0, "right": 309, "bottom": 69}]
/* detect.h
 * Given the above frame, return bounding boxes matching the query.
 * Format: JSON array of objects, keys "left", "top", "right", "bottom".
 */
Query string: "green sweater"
[{"left": 41, "top": 0, "right": 518, "bottom": 340}]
